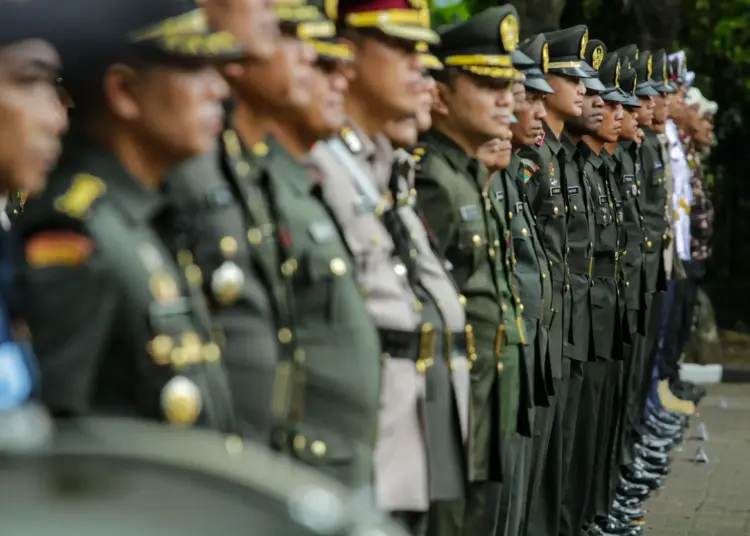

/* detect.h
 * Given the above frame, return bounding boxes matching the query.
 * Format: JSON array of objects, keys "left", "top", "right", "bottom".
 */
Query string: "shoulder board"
[
  {"left": 521, "top": 158, "right": 539, "bottom": 183},
  {"left": 339, "top": 126, "right": 363, "bottom": 154},
  {"left": 53, "top": 173, "right": 106, "bottom": 219},
  {"left": 411, "top": 144, "right": 426, "bottom": 164},
  {"left": 535, "top": 130, "right": 546, "bottom": 147},
  {"left": 25, "top": 231, "right": 94, "bottom": 268}
]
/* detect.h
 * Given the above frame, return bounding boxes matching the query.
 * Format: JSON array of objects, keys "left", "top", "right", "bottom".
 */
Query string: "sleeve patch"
[
  {"left": 53, "top": 173, "right": 106, "bottom": 219},
  {"left": 521, "top": 158, "right": 539, "bottom": 182},
  {"left": 25, "top": 232, "right": 93, "bottom": 268}
]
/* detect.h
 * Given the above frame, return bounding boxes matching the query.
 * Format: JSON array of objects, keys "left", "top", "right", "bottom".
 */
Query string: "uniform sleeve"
[
  {"left": 518, "top": 149, "right": 546, "bottom": 213},
  {"left": 414, "top": 161, "right": 457, "bottom": 257},
  {"left": 12, "top": 227, "right": 119, "bottom": 416}
]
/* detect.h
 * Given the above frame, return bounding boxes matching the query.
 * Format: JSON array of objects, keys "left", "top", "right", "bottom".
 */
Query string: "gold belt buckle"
[
  {"left": 494, "top": 324, "right": 505, "bottom": 357},
  {"left": 417, "top": 323, "right": 436, "bottom": 374}
]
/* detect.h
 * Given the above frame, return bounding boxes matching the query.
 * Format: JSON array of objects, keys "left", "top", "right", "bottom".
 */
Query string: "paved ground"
[{"left": 645, "top": 384, "right": 750, "bottom": 535}]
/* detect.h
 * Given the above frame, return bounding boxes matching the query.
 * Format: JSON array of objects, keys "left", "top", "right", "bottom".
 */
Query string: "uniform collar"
[
  {"left": 62, "top": 130, "right": 167, "bottom": 225},
  {"left": 542, "top": 121, "right": 564, "bottom": 157},
  {"left": 265, "top": 135, "right": 319, "bottom": 196},
  {"left": 422, "top": 129, "right": 474, "bottom": 173},
  {"left": 579, "top": 140, "right": 605, "bottom": 170}
]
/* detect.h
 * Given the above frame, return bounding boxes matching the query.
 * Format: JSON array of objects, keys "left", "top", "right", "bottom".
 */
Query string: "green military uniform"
[
  {"left": 219, "top": 130, "right": 383, "bottom": 488},
  {"left": 2, "top": 417, "right": 411, "bottom": 536},
  {"left": 11, "top": 1, "right": 250, "bottom": 432},
  {"left": 414, "top": 9, "right": 527, "bottom": 530},
  {"left": 14, "top": 132, "right": 236, "bottom": 431}
]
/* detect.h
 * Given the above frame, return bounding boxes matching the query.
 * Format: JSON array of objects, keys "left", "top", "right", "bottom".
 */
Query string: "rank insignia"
[
  {"left": 534, "top": 131, "right": 546, "bottom": 147},
  {"left": 339, "top": 126, "right": 362, "bottom": 153},
  {"left": 53, "top": 173, "right": 106, "bottom": 219}
]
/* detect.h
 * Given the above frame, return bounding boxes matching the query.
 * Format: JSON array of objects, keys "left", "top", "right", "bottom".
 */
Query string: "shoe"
[
  {"left": 657, "top": 379, "right": 696, "bottom": 415},
  {"left": 638, "top": 434, "right": 674, "bottom": 451},
  {"left": 615, "top": 494, "right": 643, "bottom": 509},
  {"left": 633, "top": 443, "right": 670, "bottom": 467},
  {"left": 596, "top": 515, "right": 636, "bottom": 535},
  {"left": 617, "top": 478, "right": 651, "bottom": 499},
  {"left": 648, "top": 408, "right": 687, "bottom": 426},
  {"left": 633, "top": 456, "right": 669, "bottom": 476},
  {"left": 622, "top": 467, "right": 663, "bottom": 490},
  {"left": 612, "top": 499, "right": 645, "bottom": 522},
  {"left": 644, "top": 417, "right": 682, "bottom": 438}
]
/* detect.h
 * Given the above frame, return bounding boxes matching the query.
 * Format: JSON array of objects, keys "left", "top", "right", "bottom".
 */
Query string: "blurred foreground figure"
[
  {"left": 12, "top": 0, "right": 248, "bottom": 431},
  {"left": 0, "top": 417, "right": 411, "bottom": 536},
  {"left": 0, "top": 0, "right": 68, "bottom": 449}
]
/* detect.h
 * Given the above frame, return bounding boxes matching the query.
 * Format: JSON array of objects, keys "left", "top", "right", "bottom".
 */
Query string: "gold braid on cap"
[
  {"left": 579, "top": 30, "right": 588, "bottom": 59},
  {"left": 499, "top": 15, "right": 519, "bottom": 52},
  {"left": 592, "top": 45, "right": 604, "bottom": 70},
  {"left": 542, "top": 42, "right": 549, "bottom": 73},
  {"left": 324, "top": 0, "right": 338, "bottom": 20}
]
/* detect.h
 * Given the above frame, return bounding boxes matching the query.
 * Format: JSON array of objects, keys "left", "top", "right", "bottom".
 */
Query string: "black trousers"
[
  {"left": 524, "top": 358, "right": 571, "bottom": 536},
  {"left": 637, "top": 291, "right": 663, "bottom": 417},
  {"left": 617, "top": 309, "right": 646, "bottom": 468}
]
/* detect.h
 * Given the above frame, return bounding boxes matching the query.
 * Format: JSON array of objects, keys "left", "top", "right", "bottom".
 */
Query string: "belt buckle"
[{"left": 417, "top": 323, "right": 436, "bottom": 374}]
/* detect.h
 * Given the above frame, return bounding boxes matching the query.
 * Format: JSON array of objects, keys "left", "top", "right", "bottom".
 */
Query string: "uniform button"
[
  {"left": 459, "top": 294, "right": 467, "bottom": 307},
  {"left": 416, "top": 360, "right": 428, "bottom": 374},
  {"left": 519, "top": 304, "right": 525, "bottom": 312},
  {"left": 247, "top": 228, "right": 263, "bottom": 245},
  {"left": 548, "top": 260, "right": 553, "bottom": 267},
  {"left": 472, "top": 234, "right": 482, "bottom": 246},
  {"left": 394, "top": 263, "right": 407, "bottom": 277},
  {"left": 626, "top": 281, "right": 630, "bottom": 287},
  {"left": 225, "top": 435, "right": 243, "bottom": 455},
  {"left": 553, "top": 206, "right": 559, "bottom": 215},
  {"left": 281, "top": 258, "right": 298, "bottom": 276},
  {"left": 371, "top": 235, "right": 380, "bottom": 245},
  {"left": 161, "top": 376, "right": 202, "bottom": 426},
  {"left": 542, "top": 273, "right": 547, "bottom": 279},
  {"left": 521, "top": 228, "right": 528, "bottom": 237},
  {"left": 508, "top": 211, "right": 513, "bottom": 220},
  {"left": 235, "top": 161, "right": 250, "bottom": 177},
  {"left": 148, "top": 335, "right": 174, "bottom": 365},
  {"left": 496, "top": 362, "right": 504, "bottom": 373},
  {"left": 414, "top": 300, "right": 423, "bottom": 312},
  {"left": 573, "top": 205, "right": 578, "bottom": 213},
  {"left": 294, "top": 349, "right": 306, "bottom": 364},
  {"left": 647, "top": 241, "right": 653, "bottom": 248},
  {"left": 185, "top": 264, "right": 203, "bottom": 287},
  {"left": 278, "top": 328, "right": 293, "bottom": 344},
  {"left": 494, "top": 239, "right": 501, "bottom": 247},
  {"left": 220, "top": 236, "right": 238, "bottom": 257},
  {"left": 177, "top": 249, "right": 193, "bottom": 267},
  {"left": 501, "top": 303, "right": 508, "bottom": 312},
  {"left": 293, "top": 435, "right": 306, "bottom": 452},
  {"left": 488, "top": 247, "right": 495, "bottom": 258},
  {"left": 311, "top": 440, "right": 327, "bottom": 457},
  {"left": 330, "top": 257, "right": 347, "bottom": 275},
  {"left": 202, "top": 343, "right": 221, "bottom": 363}
]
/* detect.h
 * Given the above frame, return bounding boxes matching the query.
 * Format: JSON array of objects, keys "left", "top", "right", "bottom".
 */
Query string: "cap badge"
[
  {"left": 592, "top": 46, "right": 604, "bottom": 71},
  {"left": 663, "top": 60, "right": 667, "bottom": 84},
  {"left": 542, "top": 43, "right": 549, "bottom": 74},
  {"left": 579, "top": 30, "right": 589, "bottom": 59},
  {"left": 500, "top": 15, "right": 519, "bottom": 52},
  {"left": 647, "top": 55, "right": 653, "bottom": 80},
  {"left": 634, "top": 48, "right": 639, "bottom": 60},
  {"left": 632, "top": 74, "right": 638, "bottom": 96},
  {"left": 615, "top": 61, "right": 621, "bottom": 87},
  {"left": 324, "top": 0, "right": 338, "bottom": 20}
]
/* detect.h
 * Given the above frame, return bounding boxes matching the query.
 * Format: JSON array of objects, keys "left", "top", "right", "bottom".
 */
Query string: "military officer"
[
  {"left": 13, "top": 0, "right": 246, "bottom": 431},
  {"left": 2, "top": 417, "right": 412, "bottom": 536},
  {"left": 412, "top": 6, "right": 524, "bottom": 534},
  {"left": 310, "top": 0, "right": 468, "bottom": 532},
  {"left": 166, "top": 0, "right": 293, "bottom": 443},
  {"left": 520, "top": 25, "right": 589, "bottom": 536},
  {"left": 0, "top": 0, "right": 67, "bottom": 448},
  {"left": 485, "top": 33, "right": 555, "bottom": 536}
]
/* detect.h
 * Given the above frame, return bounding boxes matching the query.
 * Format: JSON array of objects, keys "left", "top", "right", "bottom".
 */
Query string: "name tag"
[
  {"left": 598, "top": 195, "right": 608, "bottom": 204},
  {"left": 0, "top": 342, "right": 33, "bottom": 411},
  {"left": 623, "top": 175, "right": 634, "bottom": 183},
  {"left": 308, "top": 221, "right": 337, "bottom": 243},
  {"left": 459, "top": 204, "right": 480, "bottom": 221},
  {"left": 654, "top": 161, "right": 663, "bottom": 169},
  {"left": 494, "top": 190, "right": 504, "bottom": 201},
  {"left": 550, "top": 187, "right": 561, "bottom": 196},
  {"left": 567, "top": 186, "right": 580, "bottom": 195},
  {"left": 515, "top": 202, "right": 524, "bottom": 214}
]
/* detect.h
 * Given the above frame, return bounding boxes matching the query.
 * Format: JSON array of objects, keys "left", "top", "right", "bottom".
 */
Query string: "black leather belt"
[
  {"left": 378, "top": 326, "right": 472, "bottom": 361},
  {"left": 591, "top": 255, "right": 617, "bottom": 279}
]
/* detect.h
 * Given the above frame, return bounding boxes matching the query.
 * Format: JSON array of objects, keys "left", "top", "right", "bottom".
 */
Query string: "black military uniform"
[
  {"left": 520, "top": 26, "right": 591, "bottom": 536},
  {"left": 12, "top": 0, "right": 247, "bottom": 432},
  {"left": 1, "top": 417, "right": 412, "bottom": 536},
  {"left": 414, "top": 7, "right": 526, "bottom": 534}
]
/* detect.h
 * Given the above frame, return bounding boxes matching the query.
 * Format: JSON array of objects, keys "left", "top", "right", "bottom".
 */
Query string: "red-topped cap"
[{"left": 328, "top": 0, "right": 439, "bottom": 44}]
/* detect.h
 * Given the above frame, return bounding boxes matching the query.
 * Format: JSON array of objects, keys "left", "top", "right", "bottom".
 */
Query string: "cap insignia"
[
  {"left": 592, "top": 46, "right": 604, "bottom": 71},
  {"left": 647, "top": 55, "right": 653, "bottom": 80},
  {"left": 542, "top": 43, "right": 549, "bottom": 74},
  {"left": 632, "top": 74, "right": 638, "bottom": 96},
  {"left": 324, "top": 0, "right": 338, "bottom": 20},
  {"left": 615, "top": 60, "right": 620, "bottom": 88},
  {"left": 662, "top": 60, "right": 667, "bottom": 84},
  {"left": 579, "top": 30, "right": 589, "bottom": 59},
  {"left": 500, "top": 15, "right": 519, "bottom": 53},
  {"left": 634, "top": 48, "right": 639, "bottom": 60}
]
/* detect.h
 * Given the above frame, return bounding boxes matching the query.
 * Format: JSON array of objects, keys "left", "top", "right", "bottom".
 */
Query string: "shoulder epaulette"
[
  {"left": 339, "top": 126, "right": 363, "bottom": 154},
  {"left": 535, "top": 130, "right": 546, "bottom": 147},
  {"left": 411, "top": 144, "right": 426, "bottom": 167},
  {"left": 53, "top": 173, "right": 106, "bottom": 219},
  {"left": 521, "top": 158, "right": 539, "bottom": 182}
]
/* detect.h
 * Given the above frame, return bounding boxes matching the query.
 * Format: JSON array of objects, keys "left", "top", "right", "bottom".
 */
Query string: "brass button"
[
  {"left": 225, "top": 435, "right": 243, "bottom": 455},
  {"left": 148, "top": 335, "right": 173, "bottom": 365},
  {"left": 293, "top": 435, "right": 306, "bottom": 452},
  {"left": 472, "top": 234, "right": 482, "bottom": 246},
  {"left": 235, "top": 161, "right": 250, "bottom": 177},
  {"left": 573, "top": 205, "right": 578, "bottom": 213},
  {"left": 185, "top": 264, "right": 202, "bottom": 287},
  {"left": 542, "top": 273, "right": 547, "bottom": 279},
  {"left": 394, "top": 263, "right": 407, "bottom": 277},
  {"left": 414, "top": 300, "right": 423, "bottom": 312},
  {"left": 496, "top": 362, "right": 504, "bottom": 373},
  {"left": 501, "top": 303, "right": 508, "bottom": 312},
  {"left": 202, "top": 343, "right": 221, "bottom": 363},
  {"left": 253, "top": 141, "right": 269, "bottom": 156},
  {"left": 553, "top": 206, "right": 559, "bottom": 215},
  {"left": 220, "top": 236, "right": 238, "bottom": 257},
  {"left": 647, "top": 241, "right": 653, "bottom": 248},
  {"left": 521, "top": 228, "right": 528, "bottom": 237},
  {"left": 311, "top": 440, "right": 327, "bottom": 457},
  {"left": 459, "top": 294, "right": 467, "bottom": 307},
  {"left": 508, "top": 211, "right": 513, "bottom": 220},
  {"left": 281, "top": 258, "right": 298, "bottom": 277},
  {"left": 488, "top": 247, "right": 495, "bottom": 258},
  {"left": 177, "top": 249, "right": 193, "bottom": 267},
  {"left": 247, "top": 228, "right": 263, "bottom": 245},
  {"left": 330, "top": 257, "right": 347, "bottom": 275},
  {"left": 294, "top": 349, "right": 306, "bottom": 364},
  {"left": 519, "top": 304, "right": 525, "bottom": 312},
  {"left": 416, "top": 360, "right": 427, "bottom": 374},
  {"left": 278, "top": 328, "right": 293, "bottom": 344},
  {"left": 170, "top": 348, "right": 187, "bottom": 368}
]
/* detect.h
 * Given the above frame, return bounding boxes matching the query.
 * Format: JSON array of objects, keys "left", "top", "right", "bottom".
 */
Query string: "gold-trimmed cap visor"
[
  {"left": 310, "top": 39, "right": 355, "bottom": 62},
  {"left": 129, "top": 8, "right": 247, "bottom": 63},
  {"left": 459, "top": 65, "right": 522, "bottom": 81},
  {"left": 275, "top": 0, "right": 327, "bottom": 25},
  {"left": 344, "top": 9, "right": 439, "bottom": 44}
]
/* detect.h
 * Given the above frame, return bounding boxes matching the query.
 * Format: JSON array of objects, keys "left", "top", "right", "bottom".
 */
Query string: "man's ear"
[
  {"left": 102, "top": 64, "right": 142, "bottom": 121},
  {"left": 431, "top": 81, "right": 453, "bottom": 117}
]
